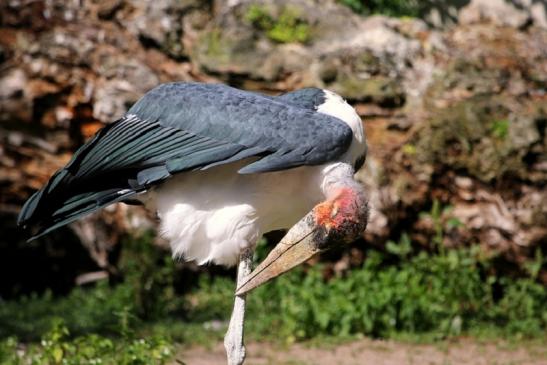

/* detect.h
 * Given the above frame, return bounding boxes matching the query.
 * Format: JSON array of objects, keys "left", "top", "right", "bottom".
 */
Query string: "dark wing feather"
[
  {"left": 18, "top": 82, "right": 353, "bottom": 239},
  {"left": 127, "top": 83, "right": 352, "bottom": 172}
]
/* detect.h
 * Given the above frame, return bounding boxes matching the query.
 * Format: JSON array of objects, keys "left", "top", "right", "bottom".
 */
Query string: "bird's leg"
[{"left": 224, "top": 247, "right": 253, "bottom": 365}]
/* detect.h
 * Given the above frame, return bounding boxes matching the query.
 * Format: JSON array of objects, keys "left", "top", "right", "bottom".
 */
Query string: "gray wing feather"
[{"left": 127, "top": 82, "right": 352, "bottom": 173}]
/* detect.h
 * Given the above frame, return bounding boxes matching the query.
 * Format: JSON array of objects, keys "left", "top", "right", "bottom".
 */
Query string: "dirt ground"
[{"left": 176, "top": 338, "right": 547, "bottom": 365}]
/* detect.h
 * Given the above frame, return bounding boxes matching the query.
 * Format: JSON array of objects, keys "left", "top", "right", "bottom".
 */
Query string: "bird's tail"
[{"left": 17, "top": 168, "right": 138, "bottom": 241}]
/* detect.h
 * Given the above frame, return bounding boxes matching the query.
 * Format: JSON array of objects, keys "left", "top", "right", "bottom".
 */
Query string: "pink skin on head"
[{"left": 314, "top": 187, "right": 360, "bottom": 231}]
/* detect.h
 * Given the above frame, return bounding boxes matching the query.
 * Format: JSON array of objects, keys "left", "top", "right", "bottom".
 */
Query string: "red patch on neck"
[{"left": 314, "top": 188, "right": 357, "bottom": 230}]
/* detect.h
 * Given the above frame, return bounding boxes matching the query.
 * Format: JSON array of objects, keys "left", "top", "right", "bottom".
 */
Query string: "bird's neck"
[{"left": 320, "top": 163, "right": 363, "bottom": 199}]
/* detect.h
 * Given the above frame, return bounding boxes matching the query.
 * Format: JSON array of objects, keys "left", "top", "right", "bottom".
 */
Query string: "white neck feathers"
[{"left": 317, "top": 90, "right": 366, "bottom": 166}]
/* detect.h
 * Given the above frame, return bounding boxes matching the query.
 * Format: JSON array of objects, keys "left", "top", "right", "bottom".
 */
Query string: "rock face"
[
  {"left": 459, "top": 0, "right": 547, "bottom": 29},
  {"left": 192, "top": 1, "right": 424, "bottom": 103},
  {"left": 421, "top": 0, "right": 547, "bottom": 29},
  {"left": 0, "top": 0, "right": 545, "bottom": 286}
]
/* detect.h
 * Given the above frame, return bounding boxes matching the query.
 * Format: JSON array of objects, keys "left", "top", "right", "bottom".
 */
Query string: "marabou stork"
[{"left": 18, "top": 82, "right": 369, "bottom": 365}]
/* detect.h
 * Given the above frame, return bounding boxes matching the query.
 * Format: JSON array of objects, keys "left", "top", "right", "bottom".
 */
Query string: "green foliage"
[
  {"left": 245, "top": 4, "right": 311, "bottom": 44},
  {"left": 0, "top": 321, "right": 172, "bottom": 365},
  {"left": 491, "top": 119, "right": 510, "bottom": 139},
  {"left": 118, "top": 231, "right": 182, "bottom": 320},
  {"left": 386, "top": 232, "right": 412, "bottom": 259},
  {"left": 338, "top": 0, "right": 420, "bottom": 17},
  {"left": 0, "top": 231, "right": 181, "bottom": 341},
  {"left": 0, "top": 282, "right": 136, "bottom": 341},
  {"left": 0, "top": 232, "right": 186, "bottom": 363},
  {"left": 1, "top": 229, "right": 545, "bottom": 361},
  {"left": 189, "top": 240, "right": 547, "bottom": 342},
  {"left": 419, "top": 199, "right": 462, "bottom": 255},
  {"left": 0, "top": 337, "right": 19, "bottom": 365}
]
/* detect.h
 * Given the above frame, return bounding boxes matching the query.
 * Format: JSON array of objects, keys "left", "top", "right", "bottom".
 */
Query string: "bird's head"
[{"left": 236, "top": 185, "right": 368, "bottom": 295}]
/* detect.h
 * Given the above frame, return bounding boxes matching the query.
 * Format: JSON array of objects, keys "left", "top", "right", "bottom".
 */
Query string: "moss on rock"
[
  {"left": 319, "top": 50, "right": 405, "bottom": 105},
  {"left": 244, "top": 4, "right": 312, "bottom": 44},
  {"left": 414, "top": 95, "right": 545, "bottom": 183},
  {"left": 334, "top": 75, "right": 405, "bottom": 105}
]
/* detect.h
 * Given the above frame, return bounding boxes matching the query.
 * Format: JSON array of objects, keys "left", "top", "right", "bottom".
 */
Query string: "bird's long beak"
[{"left": 235, "top": 210, "right": 323, "bottom": 296}]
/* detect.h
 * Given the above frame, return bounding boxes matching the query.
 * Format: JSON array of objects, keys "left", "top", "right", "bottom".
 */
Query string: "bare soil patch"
[{"left": 176, "top": 338, "right": 547, "bottom": 365}]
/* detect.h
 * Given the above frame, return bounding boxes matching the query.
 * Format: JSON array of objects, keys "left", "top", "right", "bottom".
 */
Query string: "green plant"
[
  {"left": 386, "top": 232, "right": 412, "bottom": 259},
  {"left": 0, "top": 281, "right": 136, "bottom": 341},
  {"left": 491, "top": 119, "right": 510, "bottom": 139},
  {"left": 0, "top": 337, "right": 20, "bottom": 365},
  {"left": 1, "top": 228, "right": 545, "bottom": 355},
  {"left": 188, "top": 238, "right": 546, "bottom": 342},
  {"left": 5, "top": 321, "right": 173, "bottom": 365},
  {"left": 119, "top": 231, "right": 182, "bottom": 320},
  {"left": 245, "top": 4, "right": 311, "bottom": 43},
  {"left": 0, "top": 231, "right": 183, "bottom": 341},
  {"left": 419, "top": 199, "right": 462, "bottom": 255}
]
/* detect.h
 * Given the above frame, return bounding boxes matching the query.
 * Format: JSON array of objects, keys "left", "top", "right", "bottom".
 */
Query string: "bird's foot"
[{"left": 224, "top": 248, "right": 253, "bottom": 365}]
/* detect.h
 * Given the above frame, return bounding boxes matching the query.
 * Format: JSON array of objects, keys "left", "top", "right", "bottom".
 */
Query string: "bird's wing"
[
  {"left": 127, "top": 83, "right": 352, "bottom": 173},
  {"left": 18, "top": 82, "right": 352, "bottom": 238}
]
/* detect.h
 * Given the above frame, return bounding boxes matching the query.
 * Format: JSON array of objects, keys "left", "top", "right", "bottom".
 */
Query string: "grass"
[{"left": 0, "top": 225, "right": 545, "bottom": 363}]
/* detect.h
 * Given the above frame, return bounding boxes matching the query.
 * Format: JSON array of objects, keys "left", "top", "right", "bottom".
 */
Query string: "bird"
[{"left": 18, "top": 82, "right": 369, "bottom": 365}]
